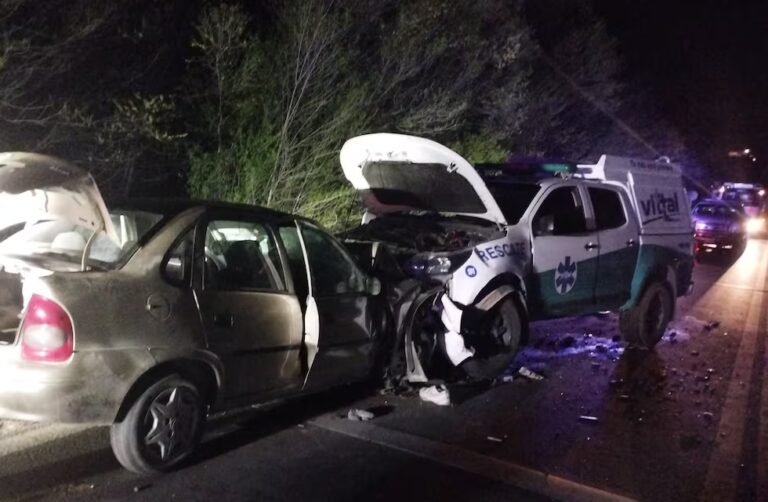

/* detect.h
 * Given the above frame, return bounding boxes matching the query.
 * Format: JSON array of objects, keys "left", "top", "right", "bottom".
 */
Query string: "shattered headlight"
[{"left": 405, "top": 250, "right": 473, "bottom": 278}]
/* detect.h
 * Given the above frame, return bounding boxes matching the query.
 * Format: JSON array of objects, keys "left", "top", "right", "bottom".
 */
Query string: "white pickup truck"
[{"left": 342, "top": 134, "right": 694, "bottom": 381}]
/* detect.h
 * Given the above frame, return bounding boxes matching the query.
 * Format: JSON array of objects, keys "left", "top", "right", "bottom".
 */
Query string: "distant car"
[
  {"left": 717, "top": 182, "right": 765, "bottom": 234},
  {"left": 692, "top": 198, "right": 747, "bottom": 257},
  {"left": 0, "top": 153, "right": 386, "bottom": 474}
]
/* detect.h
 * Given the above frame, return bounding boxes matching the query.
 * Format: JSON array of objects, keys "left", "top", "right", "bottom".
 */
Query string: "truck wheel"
[
  {"left": 619, "top": 282, "right": 673, "bottom": 349},
  {"left": 461, "top": 298, "right": 524, "bottom": 381},
  {"left": 110, "top": 375, "right": 206, "bottom": 475}
]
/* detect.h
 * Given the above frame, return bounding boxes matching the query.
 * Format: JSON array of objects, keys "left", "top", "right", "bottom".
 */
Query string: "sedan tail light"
[{"left": 20, "top": 294, "right": 74, "bottom": 363}]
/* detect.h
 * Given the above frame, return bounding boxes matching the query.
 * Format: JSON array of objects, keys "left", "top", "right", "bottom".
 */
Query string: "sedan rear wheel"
[{"left": 111, "top": 375, "right": 205, "bottom": 475}]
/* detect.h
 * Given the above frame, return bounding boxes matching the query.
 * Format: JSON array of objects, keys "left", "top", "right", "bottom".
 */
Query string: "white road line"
[
  {"left": 310, "top": 415, "right": 637, "bottom": 502},
  {"left": 701, "top": 243, "right": 768, "bottom": 501},
  {"left": 759, "top": 286, "right": 768, "bottom": 500}
]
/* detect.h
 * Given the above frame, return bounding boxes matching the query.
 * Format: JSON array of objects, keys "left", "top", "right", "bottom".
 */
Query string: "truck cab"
[{"left": 341, "top": 134, "right": 695, "bottom": 381}]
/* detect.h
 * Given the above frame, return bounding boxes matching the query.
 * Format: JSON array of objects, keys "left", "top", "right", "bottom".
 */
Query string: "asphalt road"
[{"left": 2, "top": 239, "right": 768, "bottom": 501}]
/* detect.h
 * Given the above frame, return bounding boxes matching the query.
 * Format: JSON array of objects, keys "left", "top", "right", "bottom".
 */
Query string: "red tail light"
[{"left": 20, "top": 295, "right": 74, "bottom": 363}]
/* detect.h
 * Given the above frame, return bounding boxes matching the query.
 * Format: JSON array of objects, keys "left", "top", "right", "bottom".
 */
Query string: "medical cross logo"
[{"left": 555, "top": 256, "right": 577, "bottom": 295}]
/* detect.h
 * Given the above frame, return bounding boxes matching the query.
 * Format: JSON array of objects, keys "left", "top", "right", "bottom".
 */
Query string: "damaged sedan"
[{"left": 0, "top": 153, "right": 387, "bottom": 474}]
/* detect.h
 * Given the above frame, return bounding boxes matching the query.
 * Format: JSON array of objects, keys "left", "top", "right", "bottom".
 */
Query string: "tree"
[{"left": 185, "top": 1, "right": 370, "bottom": 226}]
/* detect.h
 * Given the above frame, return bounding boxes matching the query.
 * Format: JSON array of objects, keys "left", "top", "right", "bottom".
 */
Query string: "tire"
[
  {"left": 619, "top": 281, "right": 673, "bottom": 349},
  {"left": 110, "top": 375, "right": 206, "bottom": 475},
  {"left": 460, "top": 298, "right": 524, "bottom": 381}
]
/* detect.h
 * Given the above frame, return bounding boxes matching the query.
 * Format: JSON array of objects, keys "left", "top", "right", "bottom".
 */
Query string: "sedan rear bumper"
[{"left": 0, "top": 348, "right": 154, "bottom": 424}]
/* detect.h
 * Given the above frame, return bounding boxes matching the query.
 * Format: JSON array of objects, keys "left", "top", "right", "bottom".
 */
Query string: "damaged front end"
[
  {"left": 339, "top": 134, "right": 525, "bottom": 385},
  {"left": 343, "top": 214, "right": 513, "bottom": 385}
]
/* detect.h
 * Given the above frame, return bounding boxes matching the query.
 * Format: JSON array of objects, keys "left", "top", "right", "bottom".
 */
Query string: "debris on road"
[
  {"left": 496, "top": 374, "right": 515, "bottom": 384},
  {"left": 518, "top": 367, "right": 545, "bottom": 381},
  {"left": 703, "top": 321, "right": 720, "bottom": 331},
  {"left": 578, "top": 415, "right": 599, "bottom": 423},
  {"left": 418, "top": 385, "right": 451, "bottom": 406},
  {"left": 486, "top": 435, "right": 504, "bottom": 443},
  {"left": 347, "top": 409, "right": 376, "bottom": 421},
  {"left": 701, "top": 411, "right": 715, "bottom": 424},
  {"left": 133, "top": 485, "right": 151, "bottom": 494}
]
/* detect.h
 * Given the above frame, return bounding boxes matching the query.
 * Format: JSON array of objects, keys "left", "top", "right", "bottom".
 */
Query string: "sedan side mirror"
[
  {"left": 164, "top": 257, "right": 186, "bottom": 285},
  {"left": 366, "top": 276, "right": 382, "bottom": 296}
]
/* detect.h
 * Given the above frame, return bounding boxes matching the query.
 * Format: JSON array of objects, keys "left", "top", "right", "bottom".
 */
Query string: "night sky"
[{"left": 595, "top": 0, "right": 768, "bottom": 180}]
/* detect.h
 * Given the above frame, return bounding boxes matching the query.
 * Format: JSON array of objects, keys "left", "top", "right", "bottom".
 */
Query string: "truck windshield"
[{"left": 485, "top": 181, "right": 541, "bottom": 224}]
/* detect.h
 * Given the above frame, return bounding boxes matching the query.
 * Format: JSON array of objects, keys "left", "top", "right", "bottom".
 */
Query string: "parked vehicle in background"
[
  {"left": 717, "top": 182, "right": 765, "bottom": 234},
  {"left": 692, "top": 198, "right": 747, "bottom": 259},
  {"left": 0, "top": 152, "right": 386, "bottom": 475},
  {"left": 341, "top": 134, "right": 694, "bottom": 383}
]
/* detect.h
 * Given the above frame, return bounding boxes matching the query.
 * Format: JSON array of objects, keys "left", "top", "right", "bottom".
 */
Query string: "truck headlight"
[{"left": 405, "top": 250, "right": 472, "bottom": 277}]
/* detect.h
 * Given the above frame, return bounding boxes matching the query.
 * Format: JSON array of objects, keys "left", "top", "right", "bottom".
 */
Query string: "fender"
[
  {"left": 470, "top": 273, "right": 527, "bottom": 313},
  {"left": 622, "top": 263, "right": 678, "bottom": 316}
]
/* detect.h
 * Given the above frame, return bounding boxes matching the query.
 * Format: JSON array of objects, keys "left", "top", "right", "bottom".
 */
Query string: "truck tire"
[
  {"left": 460, "top": 298, "right": 524, "bottom": 381},
  {"left": 619, "top": 281, "right": 673, "bottom": 349},
  {"left": 110, "top": 375, "right": 206, "bottom": 475}
]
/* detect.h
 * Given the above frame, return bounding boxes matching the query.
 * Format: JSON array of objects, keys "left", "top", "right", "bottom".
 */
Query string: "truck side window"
[
  {"left": 533, "top": 187, "right": 587, "bottom": 236},
  {"left": 588, "top": 187, "right": 627, "bottom": 230}
]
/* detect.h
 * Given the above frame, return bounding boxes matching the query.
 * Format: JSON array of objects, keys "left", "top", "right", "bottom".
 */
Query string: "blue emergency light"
[{"left": 475, "top": 156, "right": 576, "bottom": 180}]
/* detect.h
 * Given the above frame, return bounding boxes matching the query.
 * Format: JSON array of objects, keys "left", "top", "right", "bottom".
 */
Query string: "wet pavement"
[{"left": 2, "top": 240, "right": 768, "bottom": 501}]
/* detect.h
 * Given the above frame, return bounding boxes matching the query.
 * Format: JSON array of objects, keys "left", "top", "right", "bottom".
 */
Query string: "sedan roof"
[{"left": 107, "top": 197, "right": 296, "bottom": 221}]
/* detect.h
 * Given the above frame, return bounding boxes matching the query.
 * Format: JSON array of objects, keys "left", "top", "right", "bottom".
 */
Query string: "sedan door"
[
  {"left": 194, "top": 215, "right": 304, "bottom": 401},
  {"left": 275, "top": 222, "right": 379, "bottom": 391},
  {"left": 527, "top": 184, "right": 599, "bottom": 318}
]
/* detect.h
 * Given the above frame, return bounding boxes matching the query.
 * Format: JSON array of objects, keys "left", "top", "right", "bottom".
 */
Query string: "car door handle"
[
  {"left": 626, "top": 239, "right": 636, "bottom": 247},
  {"left": 213, "top": 313, "right": 234, "bottom": 328},
  {"left": 584, "top": 242, "right": 600, "bottom": 250}
]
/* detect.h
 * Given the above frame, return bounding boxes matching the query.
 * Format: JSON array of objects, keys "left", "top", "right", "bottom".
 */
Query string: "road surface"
[{"left": 2, "top": 240, "right": 768, "bottom": 501}]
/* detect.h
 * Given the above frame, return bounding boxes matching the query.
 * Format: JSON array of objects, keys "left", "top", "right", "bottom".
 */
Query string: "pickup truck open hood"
[
  {"left": 340, "top": 134, "right": 507, "bottom": 225},
  {"left": 0, "top": 152, "right": 116, "bottom": 242}
]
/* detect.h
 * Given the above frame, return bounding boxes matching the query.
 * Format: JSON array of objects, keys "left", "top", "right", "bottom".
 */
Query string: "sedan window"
[
  {"left": 203, "top": 220, "right": 285, "bottom": 292},
  {"left": 301, "top": 224, "right": 366, "bottom": 297}
]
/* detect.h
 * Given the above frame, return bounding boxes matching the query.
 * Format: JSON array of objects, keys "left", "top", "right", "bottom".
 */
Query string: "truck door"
[
  {"left": 587, "top": 186, "right": 640, "bottom": 309},
  {"left": 528, "top": 185, "right": 599, "bottom": 318}
]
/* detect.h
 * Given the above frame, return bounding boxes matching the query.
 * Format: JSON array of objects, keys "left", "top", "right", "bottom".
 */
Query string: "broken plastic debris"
[
  {"left": 578, "top": 415, "right": 599, "bottom": 423},
  {"left": 419, "top": 385, "right": 450, "bottom": 406},
  {"left": 347, "top": 408, "right": 375, "bottom": 421},
  {"left": 518, "top": 367, "right": 545, "bottom": 381},
  {"left": 486, "top": 435, "right": 503, "bottom": 442}
]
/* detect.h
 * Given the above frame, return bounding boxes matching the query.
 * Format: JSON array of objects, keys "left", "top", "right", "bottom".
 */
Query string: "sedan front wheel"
[{"left": 110, "top": 375, "right": 206, "bottom": 475}]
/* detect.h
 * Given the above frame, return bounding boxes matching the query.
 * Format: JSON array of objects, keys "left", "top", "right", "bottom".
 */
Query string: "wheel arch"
[
  {"left": 114, "top": 358, "right": 221, "bottom": 423},
  {"left": 623, "top": 263, "right": 677, "bottom": 316},
  {"left": 467, "top": 273, "right": 529, "bottom": 343}
]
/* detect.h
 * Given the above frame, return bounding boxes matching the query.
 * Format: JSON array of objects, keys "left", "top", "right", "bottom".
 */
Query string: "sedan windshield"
[
  {"left": 694, "top": 203, "right": 741, "bottom": 218},
  {"left": 0, "top": 209, "right": 164, "bottom": 269}
]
